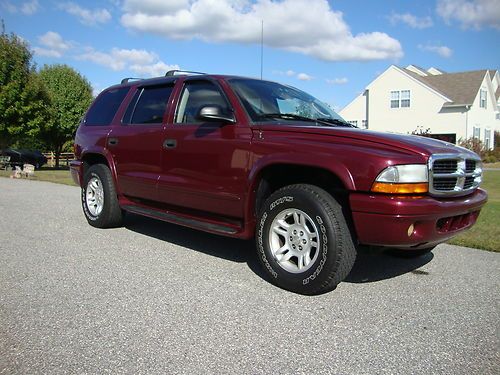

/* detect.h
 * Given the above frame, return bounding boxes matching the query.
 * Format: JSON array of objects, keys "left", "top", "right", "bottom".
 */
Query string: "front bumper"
[
  {"left": 350, "top": 188, "right": 488, "bottom": 249},
  {"left": 69, "top": 160, "right": 83, "bottom": 187}
]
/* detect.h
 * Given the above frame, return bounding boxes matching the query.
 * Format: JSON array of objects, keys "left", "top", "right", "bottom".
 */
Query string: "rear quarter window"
[{"left": 85, "top": 87, "right": 129, "bottom": 126}]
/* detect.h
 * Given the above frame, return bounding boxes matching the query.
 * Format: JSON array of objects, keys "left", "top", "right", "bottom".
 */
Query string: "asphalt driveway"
[{"left": 0, "top": 178, "right": 498, "bottom": 374}]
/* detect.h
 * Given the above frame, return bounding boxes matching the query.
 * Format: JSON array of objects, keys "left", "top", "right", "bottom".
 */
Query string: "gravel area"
[{"left": 0, "top": 178, "right": 499, "bottom": 374}]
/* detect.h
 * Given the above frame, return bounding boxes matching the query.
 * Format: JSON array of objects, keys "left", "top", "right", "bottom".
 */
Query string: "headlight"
[{"left": 371, "top": 164, "right": 428, "bottom": 194}]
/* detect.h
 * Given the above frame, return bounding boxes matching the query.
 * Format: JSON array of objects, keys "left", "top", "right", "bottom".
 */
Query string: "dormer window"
[
  {"left": 480, "top": 89, "right": 487, "bottom": 108},
  {"left": 390, "top": 90, "right": 411, "bottom": 108}
]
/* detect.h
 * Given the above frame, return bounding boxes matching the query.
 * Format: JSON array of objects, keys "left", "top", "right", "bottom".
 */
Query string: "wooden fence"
[{"left": 43, "top": 152, "right": 75, "bottom": 167}]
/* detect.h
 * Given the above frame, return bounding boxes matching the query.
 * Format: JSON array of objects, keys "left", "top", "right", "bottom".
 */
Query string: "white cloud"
[
  {"left": 33, "top": 31, "right": 72, "bottom": 58},
  {"left": 33, "top": 47, "right": 63, "bottom": 58},
  {"left": 286, "top": 70, "right": 296, "bottom": 77},
  {"left": 437, "top": 0, "right": 500, "bottom": 30},
  {"left": 60, "top": 2, "right": 111, "bottom": 25},
  {"left": 121, "top": 0, "right": 403, "bottom": 62},
  {"left": 123, "top": 0, "right": 189, "bottom": 14},
  {"left": 38, "top": 31, "right": 71, "bottom": 50},
  {"left": 388, "top": 12, "right": 433, "bottom": 29},
  {"left": 21, "top": 0, "right": 39, "bottom": 15},
  {"left": 297, "top": 73, "right": 313, "bottom": 81},
  {"left": 130, "top": 61, "right": 180, "bottom": 77},
  {"left": 2, "top": 0, "right": 39, "bottom": 14},
  {"left": 77, "top": 47, "right": 178, "bottom": 77},
  {"left": 326, "top": 77, "right": 348, "bottom": 85},
  {"left": 418, "top": 43, "right": 453, "bottom": 58}
]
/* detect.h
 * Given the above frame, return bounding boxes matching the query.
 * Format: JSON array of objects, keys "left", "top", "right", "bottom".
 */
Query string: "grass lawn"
[
  {"left": 484, "top": 162, "right": 500, "bottom": 169},
  {"left": 1, "top": 166, "right": 498, "bottom": 252},
  {"left": 448, "top": 170, "right": 500, "bottom": 252},
  {"left": 0, "top": 167, "right": 76, "bottom": 186}
]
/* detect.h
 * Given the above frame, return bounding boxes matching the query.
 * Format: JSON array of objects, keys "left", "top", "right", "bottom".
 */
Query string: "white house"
[{"left": 340, "top": 65, "right": 500, "bottom": 150}]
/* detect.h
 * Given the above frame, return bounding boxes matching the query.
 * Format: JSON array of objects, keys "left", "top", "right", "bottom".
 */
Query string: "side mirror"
[{"left": 198, "top": 106, "right": 235, "bottom": 123}]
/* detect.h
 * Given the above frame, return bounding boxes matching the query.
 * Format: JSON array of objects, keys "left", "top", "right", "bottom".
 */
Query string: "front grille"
[
  {"left": 465, "top": 160, "right": 476, "bottom": 173},
  {"left": 433, "top": 177, "right": 457, "bottom": 191},
  {"left": 429, "top": 154, "right": 482, "bottom": 196},
  {"left": 433, "top": 160, "right": 457, "bottom": 174}
]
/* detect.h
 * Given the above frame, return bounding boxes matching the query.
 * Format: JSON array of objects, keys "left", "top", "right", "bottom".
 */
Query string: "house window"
[
  {"left": 485, "top": 129, "right": 491, "bottom": 149},
  {"left": 390, "top": 90, "right": 410, "bottom": 108},
  {"left": 401, "top": 90, "right": 411, "bottom": 107},
  {"left": 390, "top": 91, "right": 400, "bottom": 108},
  {"left": 348, "top": 120, "right": 358, "bottom": 127},
  {"left": 480, "top": 89, "right": 487, "bottom": 109},
  {"left": 473, "top": 126, "right": 481, "bottom": 139},
  {"left": 362, "top": 120, "right": 367, "bottom": 129}
]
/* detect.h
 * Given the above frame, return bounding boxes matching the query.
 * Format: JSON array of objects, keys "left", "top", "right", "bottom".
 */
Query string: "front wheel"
[
  {"left": 82, "top": 164, "right": 123, "bottom": 228},
  {"left": 256, "top": 184, "right": 356, "bottom": 295}
]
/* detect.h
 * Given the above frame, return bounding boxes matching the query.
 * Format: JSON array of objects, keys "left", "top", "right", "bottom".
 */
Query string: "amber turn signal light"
[{"left": 371, "top": 182, "right": 428, "bottom": 194}]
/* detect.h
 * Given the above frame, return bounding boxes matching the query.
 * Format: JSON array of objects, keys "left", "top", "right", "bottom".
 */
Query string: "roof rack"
[
  {"left": 120, "top": 77, "right": 143, "bottom": 84},
  {"left": 165, "top": 70, "right": 206, "bottom": 76}
]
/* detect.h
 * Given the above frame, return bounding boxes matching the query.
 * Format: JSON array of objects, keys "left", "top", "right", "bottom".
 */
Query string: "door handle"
[
  {"left": 163, "top": 139, "right": 177, "bottom": 149},
  {"left": 108, "top": 137, "right": 119, "bottom": 146}
]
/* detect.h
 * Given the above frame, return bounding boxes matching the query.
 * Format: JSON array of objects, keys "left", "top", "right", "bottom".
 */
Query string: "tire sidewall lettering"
[
  {"left": 257, "top": 212, "right": 278, "bottom": 278},
  {"left": 259, "top": 194, "right": 331, "bottom": 285},
  {"left": 302, "top": 215, "right": 328, "bottom": 285},
  {"left": 82, "top": 172, "right": 101, "bottom": 222}
]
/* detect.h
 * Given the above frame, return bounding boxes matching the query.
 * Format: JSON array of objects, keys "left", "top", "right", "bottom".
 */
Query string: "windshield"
[{"left": 228, "top": 78, "right": 349, "bottom": 126}]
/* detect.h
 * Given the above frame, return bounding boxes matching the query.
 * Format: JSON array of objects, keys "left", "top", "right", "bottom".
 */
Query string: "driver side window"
[{"left": 175, "top": 81, "right": 232, "bottom": 124}]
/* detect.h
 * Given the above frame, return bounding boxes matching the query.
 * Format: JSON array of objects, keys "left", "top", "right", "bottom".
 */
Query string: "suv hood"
[{"left": 258, "top": 124, "right": 476, "bottom": 158}]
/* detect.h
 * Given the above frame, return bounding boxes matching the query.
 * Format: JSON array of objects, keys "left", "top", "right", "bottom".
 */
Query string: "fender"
[
  {"left": 80, "top": 145, "right": 121, "bottom": 196},
  {"left": 243, "top": 153, "right": 355, "bottom": 232}
]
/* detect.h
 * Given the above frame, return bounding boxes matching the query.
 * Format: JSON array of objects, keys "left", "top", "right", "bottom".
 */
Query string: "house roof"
[{"left": 401, "top": 68, "right": 491, "bottom": 106}]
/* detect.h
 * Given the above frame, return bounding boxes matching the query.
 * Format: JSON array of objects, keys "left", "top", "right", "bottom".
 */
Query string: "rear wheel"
[
  {"left": 82, "top": 164, "right": 123, "bottom": 228},
  {"left": 256, "top": 184, "right": 356, "bottom": 295}
]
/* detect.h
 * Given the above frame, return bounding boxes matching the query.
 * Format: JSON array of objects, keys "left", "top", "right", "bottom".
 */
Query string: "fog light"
[{"left": 407, "top": 224, "right": 414, "bottom": 237}]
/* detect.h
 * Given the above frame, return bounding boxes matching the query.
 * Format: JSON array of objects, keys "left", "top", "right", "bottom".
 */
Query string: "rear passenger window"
[
  {"left": 123, "top": 85, "right": 174, "bottom": 124},
  {"left": 85, "top": 87, "right": 129, "bottom": 126}
]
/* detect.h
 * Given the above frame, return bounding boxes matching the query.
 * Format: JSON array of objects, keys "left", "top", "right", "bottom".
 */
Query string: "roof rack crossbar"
[
  {"left": 165, "top": 70, "right": 206, "bottom": 76},
  {"left": 121, "top": 77, "right": 143, "bottom": 84}
]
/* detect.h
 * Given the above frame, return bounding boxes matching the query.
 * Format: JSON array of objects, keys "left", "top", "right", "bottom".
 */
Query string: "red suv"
[{"left": 71, "top": 71, "right": 487, "bottom": 294}]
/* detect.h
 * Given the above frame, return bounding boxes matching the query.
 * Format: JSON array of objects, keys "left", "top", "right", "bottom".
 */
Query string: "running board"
[{"left": 122, "top": 205, "right": 239, "bottom": 235}]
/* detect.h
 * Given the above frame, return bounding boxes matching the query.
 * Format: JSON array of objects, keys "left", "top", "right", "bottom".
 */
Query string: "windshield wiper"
[
  {"left": 257, "top": 113, "right": 355, "bottom": 128},
  {"left": 316, "top": 118, "right": 356, "bottom": 127},
  {"left": 257, "top": 113, "right": 318, "bottom": 123}
]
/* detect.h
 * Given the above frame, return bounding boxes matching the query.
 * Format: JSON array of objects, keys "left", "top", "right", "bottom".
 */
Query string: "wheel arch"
[
  {"left": 246, "top": 160, "right": 355, "bottom": 223},
  {"left": 80, "top": 150, "right": 120, "bottom": 195}
]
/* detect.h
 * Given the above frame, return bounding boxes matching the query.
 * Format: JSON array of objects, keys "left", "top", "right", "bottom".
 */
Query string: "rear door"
[{"left": 108, "top": 83, "right": 175, "bottom": 201}]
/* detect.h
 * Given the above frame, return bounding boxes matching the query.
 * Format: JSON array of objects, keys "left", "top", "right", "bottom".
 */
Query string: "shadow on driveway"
[{"left": 124, "top": 213, "right": 433, "bottom": 285}]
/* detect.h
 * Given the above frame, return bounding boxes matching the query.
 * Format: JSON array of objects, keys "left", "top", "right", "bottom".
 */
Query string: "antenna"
[{"left": 260, "top": 20, "right": 264, "bottom": 80}]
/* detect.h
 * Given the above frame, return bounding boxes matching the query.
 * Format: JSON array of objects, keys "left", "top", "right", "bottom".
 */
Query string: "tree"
[
  {"left": 39, "top": 64, "right": 93, "bottom": 167},
  {"left": 0, "top": 28, "right": 50, "bottom": 149}
]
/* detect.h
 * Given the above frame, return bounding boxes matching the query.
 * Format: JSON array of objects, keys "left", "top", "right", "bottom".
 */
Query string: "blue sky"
[{"left": 2, "top": 0, "right": 499, "bottom": 110}]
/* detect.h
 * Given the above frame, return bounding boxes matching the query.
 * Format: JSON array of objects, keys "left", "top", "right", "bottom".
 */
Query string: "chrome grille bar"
[{"left": 428, "top": 154, "right": 482, "bottom": 197}]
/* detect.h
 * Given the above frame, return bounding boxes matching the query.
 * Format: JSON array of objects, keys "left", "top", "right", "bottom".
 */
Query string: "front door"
[{"left": 158, "top": 79, "right": 251, "bottom": 218}]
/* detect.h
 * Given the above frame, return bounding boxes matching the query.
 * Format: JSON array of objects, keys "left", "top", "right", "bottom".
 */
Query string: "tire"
[
  {"left": 256, "top": 184, "right": 356, "bottom": 295},
  {"left": 82, "top": 164, "right": 123, "bottom": 228},
  {"left": 387, "top": 246, "right": 435, "bottom": 258}
]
